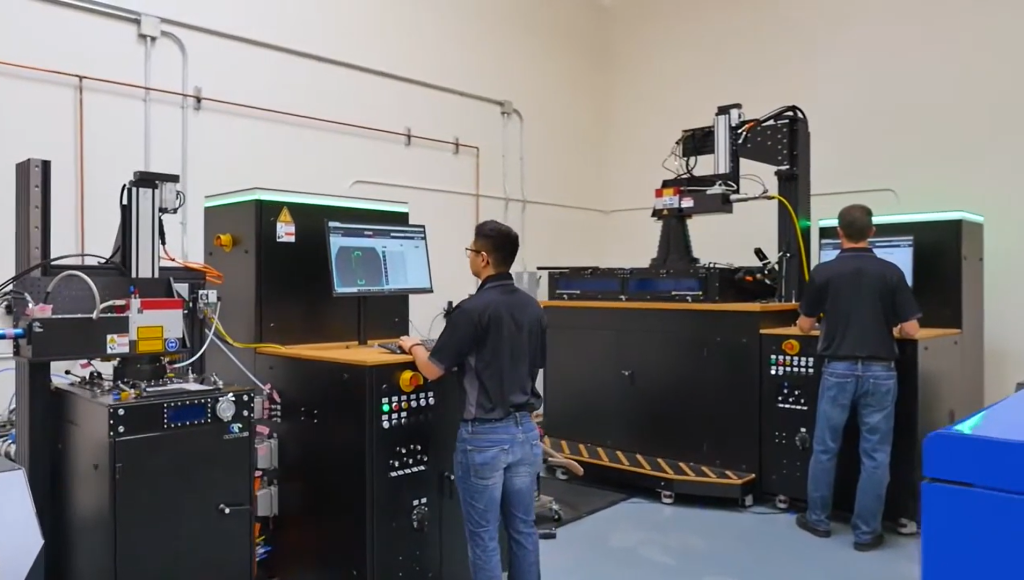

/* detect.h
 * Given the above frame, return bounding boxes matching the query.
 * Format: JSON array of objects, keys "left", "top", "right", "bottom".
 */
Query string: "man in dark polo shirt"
[
  {"left": 398, "top": 220, "right": 545, "bottom": 580},
  {"left": 794, "top": 204, "right": 921, "bottom": 552}
]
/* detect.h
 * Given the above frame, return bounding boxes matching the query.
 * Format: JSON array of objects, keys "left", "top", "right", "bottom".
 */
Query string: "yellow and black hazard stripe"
[{"left": 545, "top": 436, "right": 754, "bottom": 485}]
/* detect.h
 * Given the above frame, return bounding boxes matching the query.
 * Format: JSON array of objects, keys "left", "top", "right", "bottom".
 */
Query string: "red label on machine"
[
  {"left": 137, "top": 298, "right": 184, "bottom": 311},
  {"left": 654, "top": 187, "right": 680, "bottom": 210}
]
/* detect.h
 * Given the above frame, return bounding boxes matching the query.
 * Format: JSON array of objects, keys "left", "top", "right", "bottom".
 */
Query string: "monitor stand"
[{"left": 356, "top": 296, "right": 369, "bottom": 346}]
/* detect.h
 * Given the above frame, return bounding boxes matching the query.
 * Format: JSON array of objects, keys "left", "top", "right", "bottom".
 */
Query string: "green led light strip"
[
  {"left": 204, "top": 189, "right": 408, "bottom": 213},
  {"left": 818, "top": 210, "right": 983, "bottom": 228}
]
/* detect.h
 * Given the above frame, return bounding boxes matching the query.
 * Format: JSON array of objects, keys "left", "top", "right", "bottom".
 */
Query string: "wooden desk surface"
[
  {"left": 540, "top": 301, "right": 799, "bottom": 313},
  {"left": 760, "top": 327, "right": 962, "bottom": 341},
  {"left": 257, "top": 340, "right": 412, "bottom": 366}
]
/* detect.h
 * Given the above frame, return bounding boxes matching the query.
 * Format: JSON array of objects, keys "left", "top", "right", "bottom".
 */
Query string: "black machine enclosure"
[
  {"left": 758, "top": 332, "right": 978, "bottom": 526},
  {"left": 542, "top": 303, "right": 794, "bottom": 476},
  {"left": 546, "top": 266, "right": 775, "bottom": 303},
  {"left": 51, "top": 384, "right": 256, "bottom": 580},
  {"left": 253, "top": 356, "right": 488, "bottom": 580},
  {"left": 818, "top": 217, "right": 983, "bottom": 390},
  {"left": 204, "top": 196, "right": 410, "bottom": 381}
]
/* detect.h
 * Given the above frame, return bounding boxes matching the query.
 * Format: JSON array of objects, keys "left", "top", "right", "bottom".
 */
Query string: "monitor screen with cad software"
[
  {"left": 819, "top": 236, "right": 914, "bottom": 286},
  {"left": 326, "top": 221, "right": 434, "bottom": 295}
]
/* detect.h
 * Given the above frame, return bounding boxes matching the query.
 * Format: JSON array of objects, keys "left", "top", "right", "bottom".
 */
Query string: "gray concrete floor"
[{"left": 539, "top": 500, "right": 921, "bottom": 580}]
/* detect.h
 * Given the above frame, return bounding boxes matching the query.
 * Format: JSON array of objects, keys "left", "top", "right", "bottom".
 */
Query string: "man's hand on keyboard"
[{"left": 398, "top": 336, "right": 422, "bottom": 354}]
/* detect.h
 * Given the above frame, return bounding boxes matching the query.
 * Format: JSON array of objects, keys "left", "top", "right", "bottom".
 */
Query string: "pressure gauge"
[{"left": 216, "top": 395, "right": 236, "bottom": 422}]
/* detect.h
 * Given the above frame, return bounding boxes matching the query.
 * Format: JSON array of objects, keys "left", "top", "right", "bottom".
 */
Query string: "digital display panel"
[{"left": 165, "top": 402, "right": 209, "bottom": 426}]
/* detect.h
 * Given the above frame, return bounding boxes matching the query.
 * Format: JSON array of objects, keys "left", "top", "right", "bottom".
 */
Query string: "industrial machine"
[
  {"left": 921, "top": 389, "right": 1024, "bottom": 578},
  {"left": 202, "top": 189, "right": 411, "bottom": 385},
  {"left": 818, "top": 210, "right": 984, "bottom": 395},
  {"left": 758, "top": 212, "right": 985, "bottom": 533},
  {"left": 547, "top": 102, "right": 811, "bottom": 304},
  {"left": 2, "top": 159, "right": 255, "bottom": 579},
  {"left": 758, "top": 328, "right": 975, "bottom": 534},
  {"left": 205, "top": 198, "right": 483, "bottom": 579},
  {"left": 541, "top": 103, "right": 811, "bottom": 504}
]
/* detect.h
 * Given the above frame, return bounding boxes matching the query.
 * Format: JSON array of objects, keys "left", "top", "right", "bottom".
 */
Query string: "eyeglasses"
[{"left": 465, "top": 248, "right": 483, "bottom": 258}]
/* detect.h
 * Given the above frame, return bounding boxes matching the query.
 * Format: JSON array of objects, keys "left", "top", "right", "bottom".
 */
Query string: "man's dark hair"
[
  {"left": 474, "top": 220, "right": 519, "bottom": 272},
  {"left": 837, "top": 204, "right": 874, "bottom": 243}
]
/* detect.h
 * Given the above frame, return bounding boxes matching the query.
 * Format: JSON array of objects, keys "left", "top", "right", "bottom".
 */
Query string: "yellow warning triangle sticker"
[{"left": 277, "top": 206, "right": 294, "bottom": 224}]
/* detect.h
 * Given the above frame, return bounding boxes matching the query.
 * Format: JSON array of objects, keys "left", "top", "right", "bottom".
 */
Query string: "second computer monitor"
[
  {"left": 326, "top": 221, "right": 434, "bottom": 295},
  {"left": 819, "top": 236, "right": 914, "bottom": 286}
]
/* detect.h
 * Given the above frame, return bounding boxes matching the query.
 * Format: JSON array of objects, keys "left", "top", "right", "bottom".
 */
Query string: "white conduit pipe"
[
  {"left": 162, "top": 30, "right": 191, "bottom": 260},
  {"left": 39, "top": 0, "right": 528, "bottom": 255}
]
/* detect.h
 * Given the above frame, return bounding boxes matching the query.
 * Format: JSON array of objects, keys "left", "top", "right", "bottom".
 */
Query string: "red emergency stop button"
[{"left": 399, "top": 370, "right": 424, "bottom": 393}]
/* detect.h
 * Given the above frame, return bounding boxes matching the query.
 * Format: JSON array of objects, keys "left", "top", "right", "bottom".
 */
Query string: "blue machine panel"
[
  {"left": 924, "top": 390, "right": 1024, "bottom": 494},
  {"left": 921, "top": 482, "right": 1024, "bottom": 579}
]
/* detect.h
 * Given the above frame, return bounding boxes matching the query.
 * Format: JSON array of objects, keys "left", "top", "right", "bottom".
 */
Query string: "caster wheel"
[
  {"left": 551, "top": 508, "right": 563, "bottom": 522},
  {"left": 775, "top": 495, "right": 791, "bottom": 510},
  {"left": 660, "top": 491, "right": 675, "bottom": 505},
  {"left": 896, "top": 518, "right": 919, "bottom": 536},
  {"left": 554, "top": 468, "right": 569, "bottom": 481}
]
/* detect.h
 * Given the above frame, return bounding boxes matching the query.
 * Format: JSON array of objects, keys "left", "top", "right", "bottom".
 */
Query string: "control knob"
[
  {"left": 215, "top": 395, "right": 236, "bottom": 422},
  {"left": 795, "top": 432, "right": 811, "bottom": 450},
  {"left": 411, "top": 505, "right": 429, "bottom": 532}
]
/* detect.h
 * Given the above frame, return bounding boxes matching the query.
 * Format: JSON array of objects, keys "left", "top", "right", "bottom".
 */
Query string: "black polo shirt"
[
  {"left": 799, "top": 247, "right": 921, "bottom": 361},
  {"left": 428, "top": 272, "right": 546, "bottom": 420}
]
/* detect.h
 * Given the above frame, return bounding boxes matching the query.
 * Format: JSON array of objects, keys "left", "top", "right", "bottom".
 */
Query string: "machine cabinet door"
[
  {"left": 543, "top": 328, "right": 622, "bottom": 448},
  {"left": 613, "top": 329, "right": 704, "bottom": 460},
  {"left": 114, "top": 428, "right": 253, "bottom": 579}
]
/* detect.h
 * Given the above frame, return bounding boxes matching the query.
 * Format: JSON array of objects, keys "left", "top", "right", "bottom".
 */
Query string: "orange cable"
[{"left": 161, "top": 246, "right": 224, "bottom": 284}]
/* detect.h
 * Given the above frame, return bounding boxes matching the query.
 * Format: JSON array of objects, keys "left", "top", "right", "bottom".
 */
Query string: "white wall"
[
  {"left": 602, "top": 0, "right": 1024, "bottom": 403},
  {"left": 0, "top": 0, "right": 608, "bottom": 413}
]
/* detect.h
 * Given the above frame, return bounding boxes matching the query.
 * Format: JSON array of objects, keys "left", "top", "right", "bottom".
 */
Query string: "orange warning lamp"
[
  {"left": 399, "top": 370, "right": 424, "bottom": 393},
  {"left": 781, "top": 339, "right": 801, "bottom": 356},
  {"left": 213, "top": 234, "right": 234, "bottom": 252}
]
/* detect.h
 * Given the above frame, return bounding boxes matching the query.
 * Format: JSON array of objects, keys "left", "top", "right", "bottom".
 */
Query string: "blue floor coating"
[{"left": 540, "top": 500, "right": 921, "bottom": 580}]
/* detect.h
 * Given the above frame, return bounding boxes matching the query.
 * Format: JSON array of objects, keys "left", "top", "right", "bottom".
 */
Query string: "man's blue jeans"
[
  {"left": 806, "top": 359, "right": 898, "bottom": 544},
  {"left": 454, "top": 412, "right": 542, "bottom": 580}
]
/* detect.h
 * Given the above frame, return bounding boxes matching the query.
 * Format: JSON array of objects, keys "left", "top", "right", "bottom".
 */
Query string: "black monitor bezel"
[{"left": 324, "top": 219, "right": 435, "bottom": 297}]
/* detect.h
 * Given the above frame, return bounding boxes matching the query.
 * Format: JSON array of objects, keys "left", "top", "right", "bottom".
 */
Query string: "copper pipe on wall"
[
  {"left": 0, "top": 58, "right": 483, "bottom": 221},
  {"left": 77, "top": 76, "right": 85, "bottom": 263}
]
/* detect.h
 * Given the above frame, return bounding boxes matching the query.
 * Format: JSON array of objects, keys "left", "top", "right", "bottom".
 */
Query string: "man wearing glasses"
[{"left": 399, "top": 220, "right": 546, "bottom": 580}]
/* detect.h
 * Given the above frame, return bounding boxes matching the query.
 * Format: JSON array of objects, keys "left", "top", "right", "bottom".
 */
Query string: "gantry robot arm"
[{"left": 649, "top": 103, "right": 812, "bottom": 302}]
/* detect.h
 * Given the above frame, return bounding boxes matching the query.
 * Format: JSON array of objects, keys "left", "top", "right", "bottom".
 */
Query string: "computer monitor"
[
  {"left": 818, "top": 236, "right": 914, "bottom": 286},
  {"left": 326, "top": 221, "right": 434, "bottom": 296}
]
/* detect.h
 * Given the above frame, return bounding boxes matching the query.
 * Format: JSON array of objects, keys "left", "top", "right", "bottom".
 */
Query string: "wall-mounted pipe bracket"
[
  {"left": 138, "top": 14, "right": 161, "bottom": 39},
  {"left": 453, "top": 137, "right": 460, "bottom": 155},
  {"left": 192, "top": 86, "right": 203, "bottom": 111},
  {"left": 404, "top": 127, "right": 412, "bottom": 147},
  {"left": 500, "top": 100, "right": 515, "bottom": 115}
]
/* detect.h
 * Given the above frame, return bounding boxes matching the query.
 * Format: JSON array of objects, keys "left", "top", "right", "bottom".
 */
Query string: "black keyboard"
[{"left": 378, "top": 339, "right": 436, "bottom": 355}]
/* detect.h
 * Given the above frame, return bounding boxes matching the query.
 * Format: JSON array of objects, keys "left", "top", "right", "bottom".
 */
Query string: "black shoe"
[
  {"left": 796, "top": 513, "right": 832, "bottom": 538},
  {"left": 854, "top": 534, "right": 885, "bottom": 552}
]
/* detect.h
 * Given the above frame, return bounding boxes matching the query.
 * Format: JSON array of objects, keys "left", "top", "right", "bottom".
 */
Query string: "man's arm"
[
  {"left": 405, "top": 343, "right": 444, "bottom": 381},
  {"left": 893, "top": 273, "right": 922, "bottom": 338},
  {"left": 399, "top": 306, "right": 478, "bottom": 381},
  {"left": 796, "top": 271, "right": 825, "bottom": 334}
]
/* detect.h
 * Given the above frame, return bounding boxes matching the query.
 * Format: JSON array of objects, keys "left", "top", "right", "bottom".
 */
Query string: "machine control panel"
[
  {"left": 760, "top": 335, "right": 822, "bottom": 501},
  {"left": 380, "top": 390, "right": 436, "bottom": 430},
  {"left": 373, "top": 365, "right": 441, "bottom": 578},
  {"left": 104, "top": 388, "right": 255, "bottom": 439},
  {"left": 388, "top": 444, "right": 429, "bottom": 478}
]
